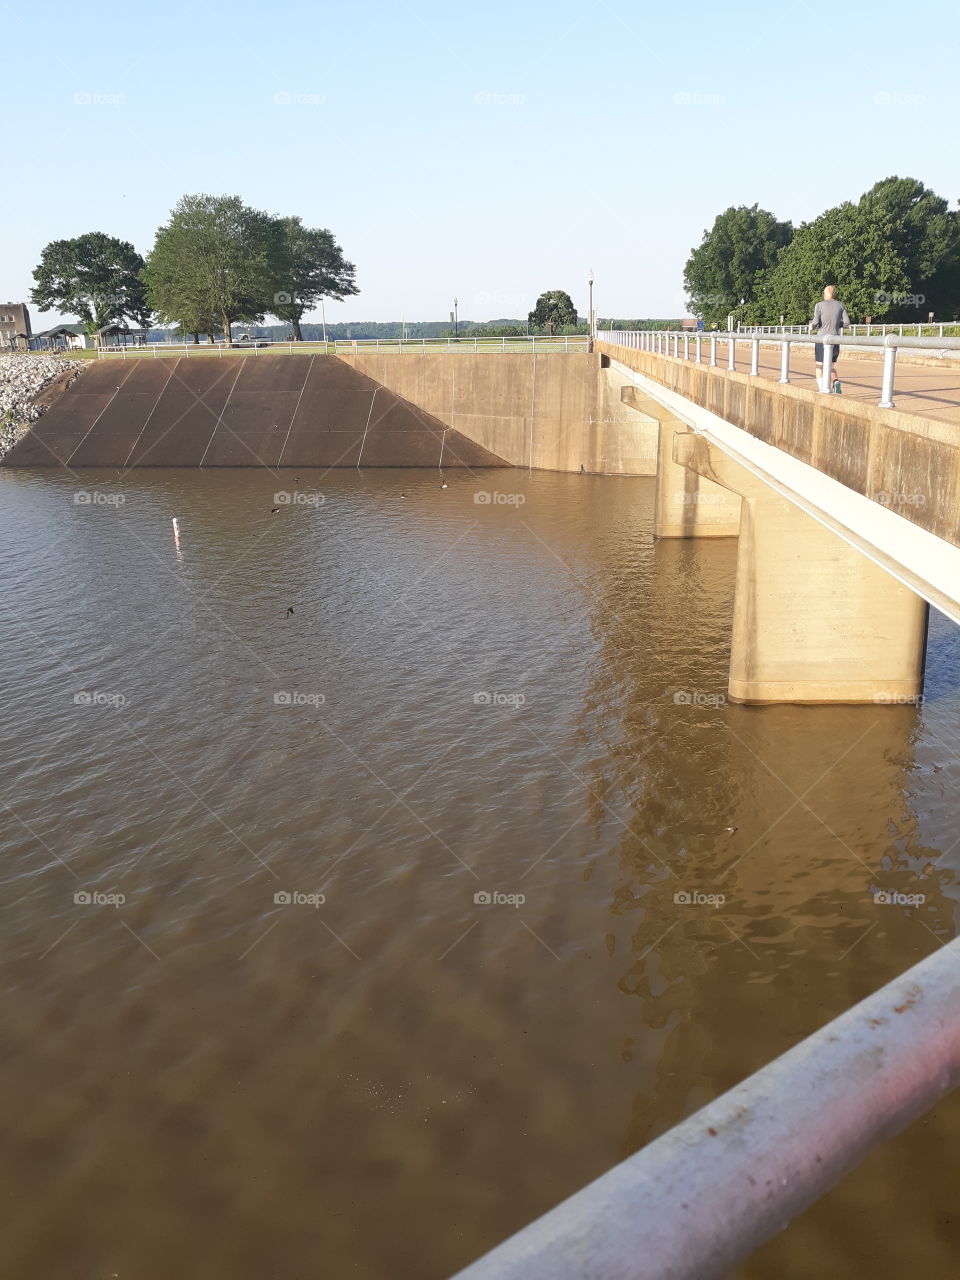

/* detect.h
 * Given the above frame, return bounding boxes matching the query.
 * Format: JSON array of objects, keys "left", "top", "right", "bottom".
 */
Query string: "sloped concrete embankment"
[{"left": 1, "top": 355, "right": 508, "bottom": 469}]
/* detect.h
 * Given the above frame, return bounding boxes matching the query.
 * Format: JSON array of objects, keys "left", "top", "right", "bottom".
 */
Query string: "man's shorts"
[{"left": 814, "top": 341, "right": 840, "bottom": 364}]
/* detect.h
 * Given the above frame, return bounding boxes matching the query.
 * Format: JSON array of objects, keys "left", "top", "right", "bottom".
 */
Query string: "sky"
[{"left": 2, "top": 0, "right": 957, "bottom": 328}]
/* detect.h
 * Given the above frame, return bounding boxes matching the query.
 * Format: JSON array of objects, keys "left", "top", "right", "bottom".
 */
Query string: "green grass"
[{"left": 94, "top": 337, "right": 588, "bottom": 359}]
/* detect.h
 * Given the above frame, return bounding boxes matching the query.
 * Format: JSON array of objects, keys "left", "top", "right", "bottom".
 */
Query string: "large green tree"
[
  {"left": 270, "top": 217, "right": 358, "bottom": 341},
  {"left": 764, "top": 177, "right": 960, "bottom": 322},
  {"left": 30, "top": 232, "right": 146, "bottom": 343},
  {"left": 143, "top": 194, "right": 282, "bottom": 344},
  {"left": 528, "top": 290, "right": 578, "bottom": 332},
  {"left": 683, "top": 205, "right": 793, "bottom": 328}
]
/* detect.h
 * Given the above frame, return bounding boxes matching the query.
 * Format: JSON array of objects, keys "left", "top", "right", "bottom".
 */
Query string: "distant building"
[
  {"left": 0, "top": 302, "right": 32, "bottom": 351},
  {"left": 680, "top": 316, "right": 698, "bottom": 331},
  {"left": 34, "top": 323, "right": 95, "bottom": 351}
]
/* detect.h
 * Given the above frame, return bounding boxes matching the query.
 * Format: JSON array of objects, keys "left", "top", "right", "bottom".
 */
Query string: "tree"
[
  {"left": 270, "top": 217, "right": 358, "bottom": 341},
  {"left": 143, "top": 194, "right": 282, "bottom": 344},
  {"left": 683, "top": 205, "right": 793, "bottom": 328},
  {"left": 30, "top": 232, "right": 146, "bottom": 344},
  {"left": 528, "top": 290, "right": 577, "bottom": 333},
  {"left": 764, "top": 178, "right": 960, "bottom": 322}
]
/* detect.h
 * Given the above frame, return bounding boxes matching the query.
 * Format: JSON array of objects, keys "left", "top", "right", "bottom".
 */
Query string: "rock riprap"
[{"left": 0, "top": 353, "right": 88, "bottom": 459}]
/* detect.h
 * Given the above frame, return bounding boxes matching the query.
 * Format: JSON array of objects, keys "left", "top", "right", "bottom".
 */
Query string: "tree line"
[
  {"left": 683, "top": 176, "right": 960, "bottom": 328},
  {"left": 30, "top": 194, "right": 358, "bottom": 344}
]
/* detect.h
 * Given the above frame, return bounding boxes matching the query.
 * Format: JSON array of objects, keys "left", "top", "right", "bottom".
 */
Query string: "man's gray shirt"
[{"left": 812, "top": 299, "right": 850, "bottom": 336}]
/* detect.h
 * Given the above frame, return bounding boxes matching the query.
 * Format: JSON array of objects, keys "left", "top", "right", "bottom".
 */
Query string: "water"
[{"left": 1, "top": 465, "right": 958, "bottom": 1280}]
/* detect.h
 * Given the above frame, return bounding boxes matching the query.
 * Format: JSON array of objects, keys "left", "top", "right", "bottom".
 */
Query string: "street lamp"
[
  {"left": 453, "top": 296, "right": 458, "bottom": 338},
  {"left": 588, "top": 269, "right": 595, "bottom": 340}
]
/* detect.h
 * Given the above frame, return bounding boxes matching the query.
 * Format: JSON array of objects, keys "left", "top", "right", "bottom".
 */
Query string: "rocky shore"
[{"left": 0, "top": 353, "right": 88, "bottom": 459}]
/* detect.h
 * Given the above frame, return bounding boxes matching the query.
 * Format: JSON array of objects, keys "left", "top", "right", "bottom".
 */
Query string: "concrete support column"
[
  {"left": 674, "top": 435, "right": 929, "bottom": 704},
  {"left": 620, "top": 385, "right": 741, "bottom": 538}
]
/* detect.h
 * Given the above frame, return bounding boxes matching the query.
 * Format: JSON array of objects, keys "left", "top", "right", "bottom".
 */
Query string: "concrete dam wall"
[
  {"left": 2, "top": 355, "right": 508, "bottom": 469},
  {"left": 3, "top": 352, "right": 658, "bottom": 473}
]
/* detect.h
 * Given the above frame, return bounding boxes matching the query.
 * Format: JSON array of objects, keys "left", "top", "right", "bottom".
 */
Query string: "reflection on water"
[{"left": 0, "top": 466, "right": 957, "bottom": 1279}]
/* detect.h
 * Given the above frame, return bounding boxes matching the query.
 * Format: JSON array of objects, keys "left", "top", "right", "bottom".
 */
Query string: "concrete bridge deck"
[{"left": 728, "top": 340, "right": 960, "bottom": 427}]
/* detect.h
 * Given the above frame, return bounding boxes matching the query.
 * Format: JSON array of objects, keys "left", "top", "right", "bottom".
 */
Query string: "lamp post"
[
  {"left": 320, "top": 295, "right": 327, "bottom": 346},
  {"left": 588, "top": 268, "right": 595, "bottom": 341},
  {"left": 453, "top": 297, "right": 458, "bottom": 338}
]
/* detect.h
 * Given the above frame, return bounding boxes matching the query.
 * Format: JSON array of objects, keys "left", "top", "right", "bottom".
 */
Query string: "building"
[
  {"left": 34, "top": 324, "right": 95, "bottom": 351},
  {"left": 0, "top": 302, "right": 32, "bottom": 351}
]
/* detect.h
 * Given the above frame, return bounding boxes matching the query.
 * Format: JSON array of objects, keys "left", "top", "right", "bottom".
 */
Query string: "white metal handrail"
[
  {"left": 95, "top": 335, "right": 590, "bottom": 359},
  {"left": 451, "top": 935, "right": 960, "bottom": 1280},
  {"left": 599, "top": 328, "right": 960, "bottom": 409}
]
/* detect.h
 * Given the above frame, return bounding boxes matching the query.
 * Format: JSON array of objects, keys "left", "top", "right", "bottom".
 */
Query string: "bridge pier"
[
  {"left": 620, "top": 385, "right": 741, "bottom": 537},
  {"left": 674, "top": 434, "right": 929, "bottom": 704}
]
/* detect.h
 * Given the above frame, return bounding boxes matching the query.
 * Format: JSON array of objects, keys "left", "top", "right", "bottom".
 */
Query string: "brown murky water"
[{"left": 0, "top": 465, "right": 957, "bottom": 1280}]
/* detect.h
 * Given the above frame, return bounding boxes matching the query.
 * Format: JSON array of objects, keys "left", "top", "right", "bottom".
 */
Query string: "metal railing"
[
  {"left": 745, "top": 322, "right": 960, "bottom": 339},
  {"left": 600, "top": 328, "right": 960, "bottom": 409},
  {"left": 95, "top": 335, "right": 589, "bottom": 359},
  {"left": 452, "top": 935, "right": 960, "bottom": 1280}
]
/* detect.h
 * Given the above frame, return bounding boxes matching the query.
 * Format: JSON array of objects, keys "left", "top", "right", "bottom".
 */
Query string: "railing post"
[
  {"left": 727, "top": 336, "right": 736, "bottom": 370},
  {"left": 750, "top": 338, "right": 760, "bottom": 376},
  {"left": 879, "top": 345, "right": 897, "bottom": 409},
  {"left": 695, "top": 335, "right": 702, "bottom": 364},
  {"left": 779, "top": 339, "right": 790, "bottom": 384},
  {"left": 683, "top": 334, "right": 690, "bottom": 360},
  {"left": 709, "top": 335, "right": 718, "bottom": 367}
]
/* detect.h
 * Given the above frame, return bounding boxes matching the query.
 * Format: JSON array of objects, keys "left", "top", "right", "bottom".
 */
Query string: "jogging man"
[{"left": 810, "top": 285, "right": 850, "bottom": 392}]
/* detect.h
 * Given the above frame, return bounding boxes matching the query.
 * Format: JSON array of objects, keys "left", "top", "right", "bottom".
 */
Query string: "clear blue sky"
[{"left": 2, "top": 0, "right": 955, "bottom": 327}]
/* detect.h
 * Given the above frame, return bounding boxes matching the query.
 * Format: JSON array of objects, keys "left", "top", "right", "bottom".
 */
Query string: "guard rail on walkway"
[
  {"left": 94, "top": 335, "right": 590, "bottom": 359},
  {"left": 452, "top": 935, "right": 960, "bottom": 1280},
  {"left": 602, "top": 328, "right": 960, "bottom": 408}
]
